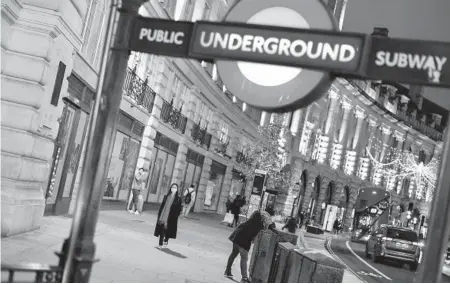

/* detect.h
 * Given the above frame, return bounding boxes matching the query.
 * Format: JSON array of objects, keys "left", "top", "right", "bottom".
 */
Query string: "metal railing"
[
  {"left": 1, "top": 263, "right": 62, "bottom": 283},
  {"left": 236, "top": 151, "right": 253, "bottom": 167},
  {"left": 191, "top": 123, "right": 212, "bottom": 149},
  {"left": 122, "top": 67, "right": 156, "bottom": 114},
  {"left": 160, "top": 100, "right": 187, "bottom": 134},
  {"left": 348, "top": 79, "right": 443, "bottom": 141},
  {"left": 215, "top": 140, "right": 229, "bottom": 157}
]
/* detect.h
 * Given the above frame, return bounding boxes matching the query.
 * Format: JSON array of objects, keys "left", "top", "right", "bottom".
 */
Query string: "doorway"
[{"left": 45, "top": 101, "right": 89, "bottom": 215}]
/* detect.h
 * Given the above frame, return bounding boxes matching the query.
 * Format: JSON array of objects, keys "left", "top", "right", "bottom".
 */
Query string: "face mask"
[{"left": 171, "top": 187, "right": 177, "bottom": 194}]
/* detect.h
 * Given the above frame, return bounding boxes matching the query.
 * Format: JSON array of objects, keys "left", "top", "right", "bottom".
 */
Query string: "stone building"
[
  {"left": 280, "top": 74, "right": 447, "bottom": 232},
  {"left": 1, "top": 0, "right": 261, "bottom": 237}
]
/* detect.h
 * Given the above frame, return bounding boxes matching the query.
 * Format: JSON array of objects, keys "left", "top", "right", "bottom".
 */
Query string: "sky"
[{"left": 342, "top": 0, "right": 450, "bottom": 110}]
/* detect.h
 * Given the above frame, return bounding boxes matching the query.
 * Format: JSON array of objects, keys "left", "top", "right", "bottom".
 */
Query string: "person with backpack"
[{"left": 182, "top": 184, "right": 196, "bottom": 219}]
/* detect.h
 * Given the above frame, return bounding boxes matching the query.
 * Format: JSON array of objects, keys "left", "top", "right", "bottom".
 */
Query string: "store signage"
[
  {"left": 190, "top": 22, "right": 364, "bottom": 72},
  {"left": 367, "top": 37, "right": 450, "bottom": 87},
  {"left": 213, "top": 0, "right": 338, "bottom": 111},
  {"left": 129, "top": 17, "right": 194, "bottom": 57}
]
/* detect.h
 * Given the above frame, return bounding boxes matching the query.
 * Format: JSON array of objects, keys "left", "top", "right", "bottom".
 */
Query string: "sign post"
[
  {"left": 59, "top": 0, "right": 146, "bottom": 282},
  {"left": 415, "top": 119, "right": 450, "bottom": 283}
]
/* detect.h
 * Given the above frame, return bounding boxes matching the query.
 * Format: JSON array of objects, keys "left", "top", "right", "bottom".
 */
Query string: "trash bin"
[
  {"left": 249, "top": 229, "right": 297, "bottom": 283},
  {"left": 286, "top": 249, "right": 345, "bottom": 283},
  {"left": 268, "top": 242, "right": 296, "bottom": 283}
]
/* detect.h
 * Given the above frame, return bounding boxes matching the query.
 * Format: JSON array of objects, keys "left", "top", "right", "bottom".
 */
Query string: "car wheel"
[
  {"left": 365, "top": 244, "right": 370, "bottom": 258},
  {"left": 410, "top": 262, "right": 418, "bottom": 271}
]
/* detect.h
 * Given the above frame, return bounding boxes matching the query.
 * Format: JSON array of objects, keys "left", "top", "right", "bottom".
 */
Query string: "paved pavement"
[
  {"left": 328, "top": 237, "right": 450, "bottom": 283},
  {"left": 2, "top": 204, "right": 359, "bottom": 283}
]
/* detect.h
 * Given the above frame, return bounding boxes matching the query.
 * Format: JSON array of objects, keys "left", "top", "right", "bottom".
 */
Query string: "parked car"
[{"left": 365, "top": 225, "right": 421, "bottom": 271}]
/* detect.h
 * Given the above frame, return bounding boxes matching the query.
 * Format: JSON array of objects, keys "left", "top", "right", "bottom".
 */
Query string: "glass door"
[
  {"left": 147, "top": 149, "right": 169, "bottom": 203},
  {"left": 104, "top": 132, "right": 127, "bottom": 199},
  {"left": 116, "top": 137, "right": 140, "bottom": 201},
  {"left": 45, "top": 104, "right": 76, "bottom": 215},
  {"left": 54, "top": 110, "right": 89, "bottom": 215}
]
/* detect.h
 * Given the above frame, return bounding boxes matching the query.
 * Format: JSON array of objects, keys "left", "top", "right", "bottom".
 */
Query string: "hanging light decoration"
[{"left": 366, "top": 146, "right": 440, "bottom": 201}]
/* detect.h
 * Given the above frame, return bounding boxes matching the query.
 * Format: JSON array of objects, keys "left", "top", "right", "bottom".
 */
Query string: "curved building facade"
[{"left": 279, "top": 76, "right": 447, "bottom": 232}]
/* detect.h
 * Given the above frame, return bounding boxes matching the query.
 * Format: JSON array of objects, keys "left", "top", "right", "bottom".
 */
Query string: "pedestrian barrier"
[
  {"left": 268, "top": 242, "right": 297, "bottom": 283},
  {"left": 249, "top": 229, "right": 298, "bottom": 283},
  {"left": 1, "top": 263, "right": 62, "bottom": 283},
  {"left": 284, "top": 250, "right": 345, "bottom": 283}
]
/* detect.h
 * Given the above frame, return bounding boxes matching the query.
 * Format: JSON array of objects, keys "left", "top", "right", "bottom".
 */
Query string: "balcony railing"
[
  {"left": 236, "top": 151, "right": 253, "bottom": 167},
  {"left": 215, "top": 140, "right": 230, "bottom": 158},
  {"left": 160, "top": 100, "right": 188, "bottom": 134},
  {"left": 348, "top": 79, "right": 443, "bottom": 141},
  {"left": 191, "top": 123, "right": 212, "bottom": 149},
  {"left": 123, "top": 67, "right": 156, "bottom": 114}
]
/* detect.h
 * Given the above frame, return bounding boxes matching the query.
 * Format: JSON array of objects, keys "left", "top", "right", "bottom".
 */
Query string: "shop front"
[
  {"left": 204, "top": 160, "right": 227, "bottom": 212},
  {"left": 44, "top": 74, "right": 93, "bottom": 216},
  {"left": 180, "top": 149, "right": 204, "bottom": 211},
  {"left": 103, "top": 114, "right": 143, "bottom": 202},
  {"left": 145, "top": 132, "right": 178, "bottom": 203}
]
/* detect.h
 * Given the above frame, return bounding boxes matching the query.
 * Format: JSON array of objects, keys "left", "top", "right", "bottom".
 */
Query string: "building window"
[
  {"left": 82, "top": 0, "right": 108, "bottom": 68},
  {"left": 202, "top": 2, "right": 211, "bottom": 20},
  {"left": 174, "top": 0, "right": 195, "bottom": 21},
  {"left": 195, "top": 99, "right": 212, "bottom": 129},
  {"left": 218, "top": 121, "right": 230, "bottom": 143}
]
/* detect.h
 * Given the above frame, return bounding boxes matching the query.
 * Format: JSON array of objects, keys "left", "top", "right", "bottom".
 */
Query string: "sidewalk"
[
  {"left": 2, "top": 205, "right": 360, "bottom": 283},
  {"left": 2, "top": 209, "right": 236, "bottom": 283}
]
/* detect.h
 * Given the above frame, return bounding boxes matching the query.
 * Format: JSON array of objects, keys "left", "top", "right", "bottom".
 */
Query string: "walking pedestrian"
[
  {"left": 230, "top": 194, "right": 244, "bottom": 227},
  {"left": 333, "top": 218, "right": 339, "bottom": 235},
  {"left": 224, "top": 209, "right": 276, "bottom": 283},
  {"left": 128, "top": 168, "right": 146, "bottom": 215},
  {"left": 154, "top": 183, "right": 182, "bottom": 249},
  {"left": 299, "top": 212, "right": 305, "bottom": 229},
  {"left": 182, "top": 184, "right": 196, "bottom": 218},
  {"left": 281, "top": 217, "right": 309, "bottom": 250}
]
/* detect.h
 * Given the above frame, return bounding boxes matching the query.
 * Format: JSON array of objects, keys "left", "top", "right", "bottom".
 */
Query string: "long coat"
[
  {"left": 229, "top": 211, "right": 268, "bottom": 251},
  {"left": 154, "top": 193, "right": 182, "bottom": 239}
]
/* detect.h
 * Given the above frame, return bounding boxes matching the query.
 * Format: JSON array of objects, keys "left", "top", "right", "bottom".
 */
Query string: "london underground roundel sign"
[{"left": 216, "top": 0, "right": 338, "bottom": 112}]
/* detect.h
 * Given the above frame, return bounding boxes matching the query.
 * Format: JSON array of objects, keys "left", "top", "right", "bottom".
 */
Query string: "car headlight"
[{"left": 418, "top": 241, "right": 425, "bottom": 248}]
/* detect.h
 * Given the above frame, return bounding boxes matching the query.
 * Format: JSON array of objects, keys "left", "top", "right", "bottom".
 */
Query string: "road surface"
[{"left": 328, "top": 237, "right": 450, "bottom": 283}]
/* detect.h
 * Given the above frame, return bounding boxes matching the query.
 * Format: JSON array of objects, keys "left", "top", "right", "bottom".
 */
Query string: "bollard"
[{"left": 249, "top": 229, "right": 297, "bottom": 283}]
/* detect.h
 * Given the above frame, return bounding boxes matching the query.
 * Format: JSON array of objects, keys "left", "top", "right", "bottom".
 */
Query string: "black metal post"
[
  {"left": 415, "top": 117, "right": 450, "bottom": 283},
  {"left": 58, "top": 0, "right": 145, "bottom": 282}
]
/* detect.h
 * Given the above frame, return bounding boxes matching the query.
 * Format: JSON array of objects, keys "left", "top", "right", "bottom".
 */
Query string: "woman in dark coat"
[
  {"left": 225, "top": 209, "right": 276, "bottom": 282},
  {"left": 154, "top": 183, "right": 182, "bottom": 248}
]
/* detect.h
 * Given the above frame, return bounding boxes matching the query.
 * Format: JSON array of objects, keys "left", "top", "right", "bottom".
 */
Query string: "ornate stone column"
[
  {"left": 352, "top": 107, "right": 367, "bottom": 151},
  {"left": 314, "top": 177, "right": 331, "bottom": 224},
  {"left": 170, "top": 138, "right": 189, "bottom": 187},
  {"left": 344, "top": 107, "right": 366, "bottom": 176},
  {"left": 300, "top": 174, "right": 318, "bottom": 214},
  {"left": 379, "top": 124, "right": 392, "bottom": 163},
  {"left": 343, "top": 186, "right": 358, "bottom": 232},
  {"left": 324, "top": 89, "right": 341, "bottom": 136},
  {"left": 260, "top": 111, "right": 271, "bottom": 126},
  {"left": 338, "top": 99, "right": 353, "bottom": 144},
  {"left": 194, "top": 156, "right": 213, "bottom": 212},
  {"left": 290, "top": 109, "right": 303, "bottom": 136}
]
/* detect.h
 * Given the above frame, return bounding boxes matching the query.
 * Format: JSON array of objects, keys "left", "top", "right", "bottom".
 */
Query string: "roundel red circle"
[{"left": 216, "top": 0, "right": 338, "bottom": 112}]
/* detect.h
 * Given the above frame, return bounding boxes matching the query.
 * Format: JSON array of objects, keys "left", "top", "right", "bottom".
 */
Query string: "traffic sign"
[
  {"left": 129, "top": 17, "right": 193, "bottom": 58},
  {"left": 366, "top": 37, "right": 450, "bottom": 86},
  {"left": 127, "top": 0, "right": 450, "bottom": 112}
]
